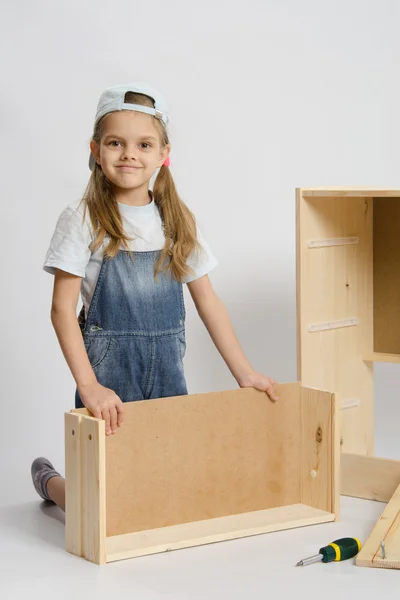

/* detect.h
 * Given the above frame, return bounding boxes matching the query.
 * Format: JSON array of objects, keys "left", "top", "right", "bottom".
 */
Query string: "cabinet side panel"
[{"left": 297, "top": 193, "right": 373, "bottom": 455}]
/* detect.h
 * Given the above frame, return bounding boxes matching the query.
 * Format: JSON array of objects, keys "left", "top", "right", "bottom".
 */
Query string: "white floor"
[{"left": 0, "top": 495, "right": 398, "bottom": 599}]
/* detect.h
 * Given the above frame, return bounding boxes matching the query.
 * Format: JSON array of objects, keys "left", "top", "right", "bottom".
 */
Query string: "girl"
[{"left": 31, "top": 83, "right": 278, "bottom": 511}]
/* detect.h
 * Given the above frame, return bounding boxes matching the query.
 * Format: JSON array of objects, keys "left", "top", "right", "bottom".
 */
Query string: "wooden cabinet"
[{"left": 297, "top": 188, "right": 400, "bottom": 456}]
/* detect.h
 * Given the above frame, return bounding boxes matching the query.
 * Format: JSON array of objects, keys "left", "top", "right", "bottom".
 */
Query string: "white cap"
[{"left": 89, "top": 82, "right": 169, "bottom": 170}]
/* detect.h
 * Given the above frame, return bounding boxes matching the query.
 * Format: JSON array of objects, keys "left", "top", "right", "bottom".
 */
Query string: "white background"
[{"left": 1, "top": 0, "right": 400, "bottom": 597}]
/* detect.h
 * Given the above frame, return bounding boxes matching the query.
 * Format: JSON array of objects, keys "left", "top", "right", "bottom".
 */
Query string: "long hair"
[{"left": 80, "top": 91, "right": 199, "bottom": 282}]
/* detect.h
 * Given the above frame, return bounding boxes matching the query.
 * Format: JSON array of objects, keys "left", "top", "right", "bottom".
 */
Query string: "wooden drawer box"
[{"left": 65, "top": 383, "right": 339, "bottom": 564}]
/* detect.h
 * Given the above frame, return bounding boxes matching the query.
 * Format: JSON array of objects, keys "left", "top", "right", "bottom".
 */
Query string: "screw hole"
[
  {"left": 88, "top": 434, "right": 92, "bottom": 441},
  {"left": 72, "top": 430, "right": 75, "bottom": 436}
]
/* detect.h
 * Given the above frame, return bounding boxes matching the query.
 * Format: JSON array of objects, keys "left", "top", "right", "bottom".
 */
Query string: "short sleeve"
[
  {"left": 43, "top": 202, "right": 93, "bottom": 277},
  {"left": 184, "top": 227, "right": 218, "bottom": 283}
]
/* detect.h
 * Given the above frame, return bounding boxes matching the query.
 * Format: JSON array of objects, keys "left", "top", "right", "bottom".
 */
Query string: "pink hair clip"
[{"left": 163, "top": 156, "right": 170, "bottom": 167}]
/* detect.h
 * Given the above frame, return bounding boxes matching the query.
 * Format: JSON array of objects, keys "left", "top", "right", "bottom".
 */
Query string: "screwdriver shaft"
[{"left": 296, "top": 553, "right": 323, "bottom": 567}]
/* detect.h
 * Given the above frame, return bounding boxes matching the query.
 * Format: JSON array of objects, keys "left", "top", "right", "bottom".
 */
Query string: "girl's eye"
[
  {"left": 141, "top": 142, "right": 151, "bottom": 149},
  {"left": 108, "top": 140, "right": 121, "bottom": 147}
]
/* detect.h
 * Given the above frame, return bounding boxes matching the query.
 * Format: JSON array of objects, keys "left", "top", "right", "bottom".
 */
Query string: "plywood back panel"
[
  {"left": 109, "top": 385, "right": 304, "bottom": 536},
  {"left": 296, "top": 190, "right": 374, "bottom": 455},
  {"left": 373, "top": 197, "right": 400, "bottom": 354},
  {"left": 76, "top": 384, "right": 305, "bottom": 536}
]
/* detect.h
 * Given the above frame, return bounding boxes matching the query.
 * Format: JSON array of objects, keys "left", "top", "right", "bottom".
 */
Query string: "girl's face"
[{"left": 90, "top": 110, "right": 170, "bottom": 191}]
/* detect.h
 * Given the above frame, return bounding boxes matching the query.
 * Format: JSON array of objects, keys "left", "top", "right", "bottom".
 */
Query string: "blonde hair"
[{"left": 80, "top": 91, "right": 199, "bottom": 282}]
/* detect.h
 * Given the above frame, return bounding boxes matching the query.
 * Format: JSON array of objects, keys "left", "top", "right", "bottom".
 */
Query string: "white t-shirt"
[{"left": 43, "top": 199, "right": 218, "bottom": 317}]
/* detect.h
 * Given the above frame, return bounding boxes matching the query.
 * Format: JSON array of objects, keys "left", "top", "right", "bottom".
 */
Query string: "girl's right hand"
[{"left": 78, "top": 382, "right": 125, "bottom": 436}]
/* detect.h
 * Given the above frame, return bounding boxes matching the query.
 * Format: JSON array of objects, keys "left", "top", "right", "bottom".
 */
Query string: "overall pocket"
[{"left": 83, "top": 337, "right": 113, "bottom": 370}]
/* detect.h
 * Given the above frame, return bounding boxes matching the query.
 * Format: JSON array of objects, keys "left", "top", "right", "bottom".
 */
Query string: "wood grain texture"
[
  {"left": 296, "top": 188, "right": 374, "bottom": 456},
  {"left": 373, "top": 197, "right": 400, "bottom": 354},
  {"left": 106, "top": 504, "right": 335, "bottom": 562},
  {"left": 65, "top": 413, "right": 83, "bottom": 557},
  {"left": 81, "top": 417, "right": 106, "bottom": 564},
  {"left": 356, "top": 484, "right": 400, "bottom": 569},
  {"left": 341, "top": 454, "right": 400, "bottom": 502},
  {"left": 300, "top": 388, "right": 338, "bottom": 517}
]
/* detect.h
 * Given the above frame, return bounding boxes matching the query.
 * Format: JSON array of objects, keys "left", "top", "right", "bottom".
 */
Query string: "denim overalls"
[{"left": 75, "top": 249, "right": 187, "bottom": 408}]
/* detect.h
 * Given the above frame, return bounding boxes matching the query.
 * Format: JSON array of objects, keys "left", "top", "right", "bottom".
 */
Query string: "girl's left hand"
[{"left": 238, "top": 372, "right": 279, "bottom": 402}]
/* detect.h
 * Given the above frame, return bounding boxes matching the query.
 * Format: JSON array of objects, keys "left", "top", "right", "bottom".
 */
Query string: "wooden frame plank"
[
  {"left": 341, "top": 454, "right": 400, "bottom": 502},
  {"left": 332, "top": 390, "right": 341, "bottom": 518},
  {"left": 296, "top": 188, "right": 304, "bottom": 386},
  {"left": 106, "top": 504, "right": 334, "bottom": 563},
  {"left": 81, "top": 416, "right": 106, "bottom": 565},
  {"left": 364, "top": 353, "right": 400, "bottom": 364},
  {"left": 65, "top": 412, "right": 83, "bottom": 557},
  {"left": 301, "top": 189, "right": 400, "bottom": 198},
  {"left": 300, "top": 388, "right": 339, "bottom": 518},
  {"left": 356, "top": 484, "right": 400, "bottom": 569}
]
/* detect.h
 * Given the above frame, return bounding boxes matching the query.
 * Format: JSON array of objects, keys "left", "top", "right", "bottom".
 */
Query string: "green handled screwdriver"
[{"left": 296, "top": 537, "right": 362, "bottom": 566}]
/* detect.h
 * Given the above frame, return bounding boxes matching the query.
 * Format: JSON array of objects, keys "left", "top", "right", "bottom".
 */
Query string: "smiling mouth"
[{"left": 117, "top": 165, "right": 140, "bottom": 171}]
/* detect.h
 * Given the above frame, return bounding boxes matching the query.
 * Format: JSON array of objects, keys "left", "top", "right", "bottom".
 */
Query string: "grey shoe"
[{"left": 31, "top": 457, "right": 60, "bottom": 503}]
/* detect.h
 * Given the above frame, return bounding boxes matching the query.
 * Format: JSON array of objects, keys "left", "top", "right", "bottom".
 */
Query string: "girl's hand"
[
  {"left": 238, "top": 372, "right": 279, "bottom": 402},
  {"left": 78, "top": 382, "right": 125, "bottom": 435}
]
